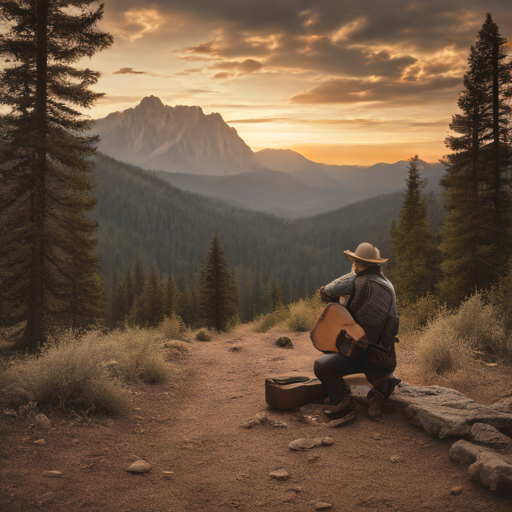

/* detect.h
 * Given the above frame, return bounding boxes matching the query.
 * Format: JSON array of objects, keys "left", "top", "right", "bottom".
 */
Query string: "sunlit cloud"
[
  {"left": 114, "top": 67, "right": 146, "bottom": 75},
  {"left": 114, "top": 7, "right": 167, "bottom": 42}
]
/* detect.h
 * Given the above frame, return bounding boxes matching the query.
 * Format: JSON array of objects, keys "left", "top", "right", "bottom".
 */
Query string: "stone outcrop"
[
  {"left": 391, "top": 383, "right": 512, "bottom": 439},
  {"left": 449, "top": 440, "right": 512, "bottom": 491}
]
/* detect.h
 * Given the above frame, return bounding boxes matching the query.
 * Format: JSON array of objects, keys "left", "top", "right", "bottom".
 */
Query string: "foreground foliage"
[{"left": 0, "top": 328, "right": 169, "bottom": 415}]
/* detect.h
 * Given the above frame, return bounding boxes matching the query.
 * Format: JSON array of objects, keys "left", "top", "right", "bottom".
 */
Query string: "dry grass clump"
[
  {"left": 415, "top": 292, "right": 511, "bottom": 386},
  {"left": 288, "top": 299, "right": 321, "bottom": 332},
  {"left": 164, "top": 341, "right": 190, "bottom": 361},
  {"left": 398, "top": 293, "right": 443, "bottom": 339},
  {"left": 254, "top": 307, "right": 290, "bottom": 333},
  {"left": 195, "top": 328, "right": 211, "bottom": 341},
  {"left": 0, "top": 328, "right": 169, "bottom": 415},
  {"left": 159, "top": 314, "right": 186, "bottom": 340}
]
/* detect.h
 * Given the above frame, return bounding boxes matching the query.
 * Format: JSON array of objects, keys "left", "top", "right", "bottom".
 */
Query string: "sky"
[{"left": 82, "top": 1, "right": 511, "bottom": 165}]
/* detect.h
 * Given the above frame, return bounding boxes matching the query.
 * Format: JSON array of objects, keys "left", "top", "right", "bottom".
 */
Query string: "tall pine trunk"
[{"left": 21, "top": 0, "right": 49, "bottom": 352}]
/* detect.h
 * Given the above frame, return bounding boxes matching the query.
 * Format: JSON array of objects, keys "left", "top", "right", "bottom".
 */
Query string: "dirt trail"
[{"left": 1, "top": 325, "right": 511, "bottom": 512}]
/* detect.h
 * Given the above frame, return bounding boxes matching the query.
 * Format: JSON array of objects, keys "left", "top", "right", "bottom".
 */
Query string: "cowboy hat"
[{"left": 344, "top": 242, "right": 388, "bottom": 265}]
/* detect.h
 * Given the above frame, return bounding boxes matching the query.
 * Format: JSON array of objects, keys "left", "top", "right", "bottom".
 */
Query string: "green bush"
[
  {"left": 195, "top": 329, "right": 211, "bottom": 341},
  {"left": 164, "top": 341, "right": 189, "bottom": 361}
]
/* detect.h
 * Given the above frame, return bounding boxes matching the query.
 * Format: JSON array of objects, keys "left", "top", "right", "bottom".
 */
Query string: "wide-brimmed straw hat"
[{"left": 344, "top": 242, "right": 388, "bottom": 265}]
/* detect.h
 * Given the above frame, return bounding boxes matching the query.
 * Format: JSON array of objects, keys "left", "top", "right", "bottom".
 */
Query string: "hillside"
[{"left": 92, "top": 154, "right": 403, "bottom": 312}]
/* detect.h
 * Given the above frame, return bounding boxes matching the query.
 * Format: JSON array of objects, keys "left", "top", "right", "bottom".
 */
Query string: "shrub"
[
  {"left": 0, "top": 327, "right": 170, "bottom": 415},
  {"left": 159, "top": 314, "right": 186, "bottom": 340},
  {"left": 449, "top": 292, "right": 509, "bottom": 361},
  {"left": 416, "top": 318, "right": 474, "bottom": 377},
  {"left": 195, "top": 329, "right": 211, "bottom": 342},
  {"left": 0, "top": 335, "right": 130, "bottom": 415},
  {"left": 398, "top": 293, "right": 442, "bottom": 337},
  {"left": 164, "top": 341, "right": 189, "bottom": 361},
  {"left": 288, "top": 299, "right": 318, "bottom": 332},
  {"left": 254, "top": 307, "right": 290, "bottom": 333}
]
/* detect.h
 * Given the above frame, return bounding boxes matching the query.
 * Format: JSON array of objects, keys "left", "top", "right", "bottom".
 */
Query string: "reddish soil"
[{"left": 1, "top": 325, "right": 511, "bottom": 512}]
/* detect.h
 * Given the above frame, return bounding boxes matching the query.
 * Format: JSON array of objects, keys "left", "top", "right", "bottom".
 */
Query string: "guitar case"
[{"left": 265, "top": 375, "right": 327, "bottom": 410}]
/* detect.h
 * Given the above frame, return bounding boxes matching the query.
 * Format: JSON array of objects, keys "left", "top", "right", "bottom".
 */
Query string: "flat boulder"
[
  {"left": 288, "top": 437, "right": 333, "bottom": 451},
  {"left": 390, "top": 382, "right": 512, "bottom": 439},
  {"left": 449, "top": 440, "right": 512, "bottom": 491},
  {"left": 471, "top": 423, "right": 512, "bottom": 450}
]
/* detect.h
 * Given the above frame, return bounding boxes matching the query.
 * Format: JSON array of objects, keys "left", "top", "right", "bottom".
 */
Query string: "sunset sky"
[{"left": 83, "top": 0, "right": 512, "bottom": 165}]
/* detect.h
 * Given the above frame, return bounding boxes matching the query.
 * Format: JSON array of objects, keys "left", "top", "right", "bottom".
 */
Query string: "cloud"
[
  {"left": 114, "top": 67, "right": 146, "bottom": 75},
  {"left": 289, "top": 75, "right": 461, "bottom": 104},
  {"left": 212, "top": 72, "right": 232, "bottom": 80},
  {"left": 112, "top": 7, "right": 168, "bottom": 42},
  {"left": 209, "top": 59, "right": 264, "bottom": 77},
  {"left": 175, "top": 68, "right": 204, "bottom": 76},
  {"left": 227, "top": 118, "right": 287, "bottom": 123}
]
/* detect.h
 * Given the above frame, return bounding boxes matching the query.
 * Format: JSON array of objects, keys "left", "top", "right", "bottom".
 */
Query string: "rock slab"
[
  {"left": 42, "top": 471, "right": 62, "bottom": 478},
  {"left": 449, "top": 439, "right": 512, "bottom": 491},
  {"left": 35, "top": 414, "right": 51, "bottom": 429},
  {"left": 471, "top": 423, "right": 512, "bottom": 450},
  {"left": 391, "top": 382, "right": 512, "bottom": 439},
  {"left": 288, "top": 437, "right": 334, "bottom": 451},
  {"left": 127, "top": 459, "right": 152, "bottom": 474}
]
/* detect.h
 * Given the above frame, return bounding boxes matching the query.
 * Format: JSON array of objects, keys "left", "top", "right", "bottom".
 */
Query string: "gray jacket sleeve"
[{"left": 324, "top": 272, "right": 356, "bottom": 297}]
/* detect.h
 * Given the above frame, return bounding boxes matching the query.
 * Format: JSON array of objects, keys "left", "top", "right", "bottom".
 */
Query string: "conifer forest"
[{"left": 1, "top": 5, "right": 512, "bottom": 348}]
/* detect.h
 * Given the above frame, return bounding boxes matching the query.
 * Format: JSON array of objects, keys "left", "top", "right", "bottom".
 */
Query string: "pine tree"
[
  {"left": 389, "top": 156, "right": 438, "bottom": 303},
  {"left": 0, "top": 1, "right": 113, "bottom": 350},
  {"left": 440, "top": 14, "right": 512, "bottom": 303},
  {"left": 197, "top": 234, "right": 239, "bottom": 331},
  {"left": 270, "top": 279, "right": 283, "bottom": 310},
  {"left": 143, "top": 270, "right": 163, "bottom": 327}
]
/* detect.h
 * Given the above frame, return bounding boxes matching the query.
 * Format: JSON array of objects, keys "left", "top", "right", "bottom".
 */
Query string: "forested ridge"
[{"left": 92, "top": 152, "right": 403, "bottom": 317}]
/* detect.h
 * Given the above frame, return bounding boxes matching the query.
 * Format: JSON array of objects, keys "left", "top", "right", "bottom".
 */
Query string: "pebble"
[
  {"left": 128, "top": 454, "right": 142, "bottom": 462},
  {"left": 229, "top": 346, "right": 243, "bottom": 352},
  {"left": 390, "top": 455, "right": 400, "bottom": 463},
  {"left": 307, "top": 454, "right": 319, "bottom": 463},
  {"left": 289, "top": 437, "right": 334, "bottom": 451},
  {"left": 35, "top": 414, "right": 51, "bottom": 429},
  {"left": 34, "top": 439, "right": 46, "bottom": 446},
  {"left": 450, "top": 486, "right": 463, "bottom": 496},
  {"left": 42, "top": 471, "right": 62, "bottom": 478},
  {"left": 127, "top": 459, "right": 152, "bottom": 473},
  {"left": 315, "top": 503, "right": 333, "bottom": 511},
  {"left": 161, "top": 471, "right": 174, "bottom": 479},
  {"left": 269, "top": 469, "right": 290, "bottom": 480}
]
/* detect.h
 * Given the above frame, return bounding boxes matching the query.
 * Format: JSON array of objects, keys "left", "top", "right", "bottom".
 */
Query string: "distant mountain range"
[
  {"left": 93, "top": 96, "right": 446, "bottom": 218},
  {"left": 92, "top": 153, "right": 403, "bottom": 310}
]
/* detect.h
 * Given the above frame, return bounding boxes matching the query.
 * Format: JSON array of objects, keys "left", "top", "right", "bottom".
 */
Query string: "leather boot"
[
  {"left": 366, "top": 389, "right": 385, "bottom": 421},
  {"left": 324, "top": 394, "right": 354, "bottom": 420}
]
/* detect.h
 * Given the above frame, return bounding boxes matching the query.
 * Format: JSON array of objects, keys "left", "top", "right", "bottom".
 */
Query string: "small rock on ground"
[
  {"left": 229, "top": 346, "right": 243, "bottom": 352},
  {"left": 289, "top": 437, "right": 334, "bottom": 451},
  {"left": 34, "top": 439, "right": 46, "bottom": 446},
  {"left": 275, "top": 337, "right": 293, "bottom": 348},
  {"left": 42, "top": 471, "right": 62, "bottom": 478},
  {"left": 269, "top": 469, "right": 290, "bottom": 480},
  {"left": 450, "top": 486, "right": 463, "bottom": 495},
  {"left": 35, "top": 414, "right": 51, "bottom": 429},
  {"left": 127, "top": 459, "right": 152, "bottom": 474},
  {"left": 315, "top": 503, "right": 333, "bottom": 510}
]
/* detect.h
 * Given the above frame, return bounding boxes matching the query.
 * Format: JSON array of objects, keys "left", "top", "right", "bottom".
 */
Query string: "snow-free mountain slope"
[{"left": 93, "top": 96, "right": 262, "bottom": 176}]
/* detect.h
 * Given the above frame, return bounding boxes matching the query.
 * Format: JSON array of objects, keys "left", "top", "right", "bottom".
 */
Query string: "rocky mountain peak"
[{"left": 93, "top": 97, "right": 262, "bottom": 176}]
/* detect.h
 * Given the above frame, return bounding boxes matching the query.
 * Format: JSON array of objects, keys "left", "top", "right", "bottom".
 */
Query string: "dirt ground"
[{"left": 1, "top": 324, "right": 512, "bottom": 512}]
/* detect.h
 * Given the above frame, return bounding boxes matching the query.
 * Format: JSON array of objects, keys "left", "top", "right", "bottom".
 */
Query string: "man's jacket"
[{"left": 324, "top": 266, "right": 399, "bottom": 368}]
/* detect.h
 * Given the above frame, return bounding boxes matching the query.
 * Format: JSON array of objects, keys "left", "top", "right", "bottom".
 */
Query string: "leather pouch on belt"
[{"left": 342, "top": 333, "right": 369, "bottom": 359}]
